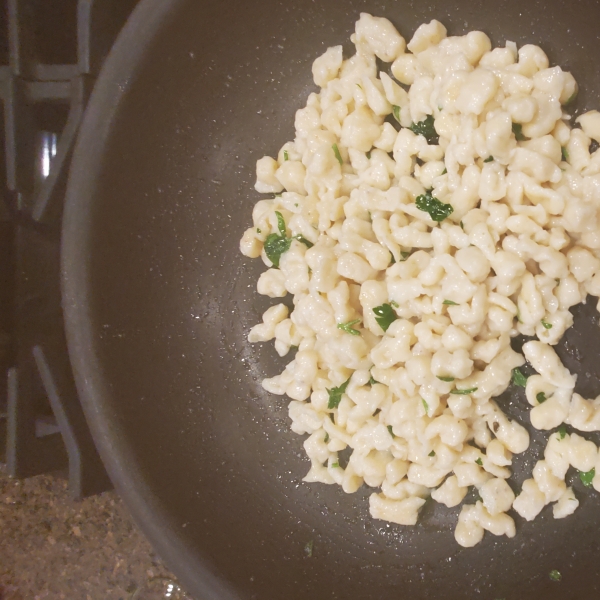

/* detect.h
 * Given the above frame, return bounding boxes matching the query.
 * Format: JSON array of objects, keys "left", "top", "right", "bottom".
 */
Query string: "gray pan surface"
[{"left": 62, "top": 0, "right": 600, "bottom": 598}]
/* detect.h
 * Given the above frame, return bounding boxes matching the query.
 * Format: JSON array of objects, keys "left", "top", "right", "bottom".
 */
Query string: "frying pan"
[{"left": 62, "top": 0, "right": 600, "bottom": 598}]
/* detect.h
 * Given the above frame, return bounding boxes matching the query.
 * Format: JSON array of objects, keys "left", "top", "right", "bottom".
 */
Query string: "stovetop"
[{"left": 0, "top": 0, "right": 141, "bottom": 498}]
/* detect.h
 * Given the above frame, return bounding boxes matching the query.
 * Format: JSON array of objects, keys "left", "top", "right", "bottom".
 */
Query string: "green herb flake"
[
  {"left": 366, "top": 150, "right": 372, "bottom": 159},
  {"left": 392, "top": 105, "right": 401, "bottom": 124},
  {"left": 422, "top": 398, "right": 429, "bottom": 414},
  {"left": 561, "top": 146, "right": 569, "bottom": 162},
  {"left": 294, "top": 234, "right": 314, "bottom": 249},
  {"left": 304, "top": 540, "right": 314, "bottom": 558},
  {"left": 565, "top": 90, "right": 578, "bottom": 105},
  {"left": 324, "top": 432, "right": 330, "bottom": 444},
  {"left": 460, "top": 221, "right": 464, "bottom": 230},
  {"left": 331, "top": 462, "right": 340, "bottom": 468},
  {"left": 337, "top": 319, "right": 361, "bottom": 336},
  {"left": 401, "top": 251, "right": 411, "bottom": 261},
  {"left": 356, "top": 83, "right": 363, "bottom": 90},
  {"left": 373, "top": 303, "right": 398, "bottom": 332},
  {"left": 475, "top": 457, "right": 483, "bottom": 466},
  {"left": 390, "top": 300, "right": 400, "bottom": 308},
  {"left": 332, "top": 143, "right": 343, "bottom": 166},
  {"left": 484, "top": 156, "right": 494, "bottom": 163},
  {"left": 284, "top": 150, "right": 290, "bottom": 161},
  {"left": 443, "top": 299, "right": 459, "bottom": 306},
  {"left": 415, "top": 191, "right": 454, "bottom": 222},
  {"left": 264, "top": 212, "right": 314, "bottom": 267},
  {"left": 541, "top": 319, "right": 553, "bottom": 330},
  {"left": 441, "top": 168, "right": 447, "bottom": 175},
  {"left": 387, "top": 425, "right": 396, "bottom": 438},
  {"left": 580, "top": 467, "right": 595, "bottom": 487},
  {"left": 437, "top": 376, "right": 455, "bottom": 382},
  {"left": 409, "top": 114, "right": 438, "bottom": 144},
  {"left": 327, "top": 376, "right": 352, "bottom": 409},
  {"left": 558, "top": 424, "right": 567, "bottom": 440},
  {"left": 256, "top": 228, "right": 261, "bottom": 234},
  {"left": 549, "top": 570, "right": 562, "bottom": 582},
  {"left": 429, "top": 450, "right": 436, "bottom": 457},
  {"left": 512, "top": 122, "right": 528, "bottom": 141},
  {"left": 536, "top": 392, "right": 547, "bottom": 404},
  {"left": 264, "top": 233, "right": 291, "bottom": 268},
  {"left": 511, "top": 367, "right": 528, "bottom": 387},
  {"left": 276, "top": 211, "right": 287, "bottom": 236},
  {"left": 450, "top": 387, "right": 478, "bottom": 395},
  {"left": 369, "top": 374, "right": 379, "bottom": 386}
]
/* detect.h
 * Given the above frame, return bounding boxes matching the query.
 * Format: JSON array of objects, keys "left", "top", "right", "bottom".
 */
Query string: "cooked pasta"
[{"left": 240, "top": 13, "right": 600, "bottom": 547}]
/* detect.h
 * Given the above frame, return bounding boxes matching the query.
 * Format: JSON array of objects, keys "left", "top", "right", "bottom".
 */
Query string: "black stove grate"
[{"left": 0, "top": 0, "right": 140, "bottom": 497}]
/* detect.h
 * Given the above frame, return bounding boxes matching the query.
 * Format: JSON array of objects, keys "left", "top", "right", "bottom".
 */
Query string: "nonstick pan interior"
[{"left": 63, "top": 0, "right": 600, "bottom": 598}]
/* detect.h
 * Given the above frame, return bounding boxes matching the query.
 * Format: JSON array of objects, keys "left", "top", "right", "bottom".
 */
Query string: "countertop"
[{"left": 0, "top": 465, "right": 192, "bottom": 600}]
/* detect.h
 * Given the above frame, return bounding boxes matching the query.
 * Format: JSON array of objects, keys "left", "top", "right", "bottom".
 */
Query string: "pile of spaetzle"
[{"left": 239, "top": 14, "right": 600, "bottom": 547}]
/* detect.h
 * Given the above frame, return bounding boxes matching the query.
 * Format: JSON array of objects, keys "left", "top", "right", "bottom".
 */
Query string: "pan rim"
[{"left": 61, "top": 0, "right": 240, "bottom": 598}]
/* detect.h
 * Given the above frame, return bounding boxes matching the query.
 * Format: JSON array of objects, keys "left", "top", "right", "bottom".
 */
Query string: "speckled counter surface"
[{"left": 0, "top": 465, "right": 192, "bottom": 600}]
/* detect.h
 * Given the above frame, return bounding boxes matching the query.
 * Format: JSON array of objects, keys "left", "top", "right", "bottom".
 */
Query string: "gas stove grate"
[{"left": 0, "top": 0, "right": 139, "bottom": 498}]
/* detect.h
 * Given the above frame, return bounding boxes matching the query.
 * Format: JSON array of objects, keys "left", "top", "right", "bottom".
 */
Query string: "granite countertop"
[{"left": 0, "top": 465, "right": 192, "bottom": 600}]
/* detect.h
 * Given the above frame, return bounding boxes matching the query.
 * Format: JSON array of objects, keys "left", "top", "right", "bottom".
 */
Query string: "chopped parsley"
[
  {"left": 392, "top": 105, "right": 401, "bottom": 124},
  {"left": 409, "top": 114, "right": 438, "bottom": 144},
  {"left": 475, "top": 457, "right": 483, "bottom": 466},
  {"left": 484, "top": 156, "right": 494, "bottom": 163},
  {"left": 264, "top": 212, "right": 312, "bottom": 267},
  {"left": 295, "top": 234, "right": 314, "bottom": 249},
  {"left": 304, "top": 540, "right": 314, "bottom": 558},
  {"left": 549, "top": 570, "right": 562, "bottom": 582},
  {"left": 264, "top": 234, "right": 291, "bottom": 268},
  {"left": 256, "top": 228, "right": 261, "bottom": 234},
  {"left": 369, "top": 374, "right": 379, "bottom": 386},
  {"left": 443, "top": 299, "right": 459, "bottom": 306},
  {"left": 327, "top": 377, "right": 352, "bottom": 409},
  {"left": 332, "top": 143, "right": 343, "bottom": 165},
  {"left": 561, "top": 146, "right": 569, "bottom": 162},
  {"left": 541, "top": 319, "right": 553, "bottom": 330},
  {"left": 429, "top": 450, "right": 436, "bottom": 457},
  {"left": 441, "top": 168, "right": 447, "bottom": 175},
  {"left": 564, "top": 90, "right": 578, "bottom": 105},
  {"left": 437, "top": 376, "right": 455, "bottom": 382},
  {"left": 511, "top": 368, "right": 528, "bottom": 387},
  {"left": 558, "top": 424, "right": 567, "bottom": 439},
  {"left": 401, "top": 251, "right": 411, "bottom": 261},
  {"left": 512, "top": 122, "right": 528, "bottom": 141},
  {"left": 284, "top": 150, "right": 289, "bottom": 161},
  {"left": 536, "top": 392, "right": 547, "bottom": 404},
  {"left": 337, "top": 319, "right": 361, "bottom": 336},
  {"left": 459, "top": 221, "right": 464, "bottom": 230},
  {"left": 373, "top": 303, "right": 398, "bottom": 332},
  {"left": 324, "top": 432, "right": 330, "bottom": 443},
  {"left": 366, "top": 150, "right": 371, "bottom": 159},
  {"left": 390, "top": 300, "right": 400, "bottom": 308},
  {"left": 450, "top": 387, "right": 478, "bottom": 395},
  {"left": 331, "top": 462, "right": 340, "bottom": 469},
  {"left": 416, "top": 191, "right": 454, "bottom": 222},
  {"left": 580, "top": 467, "right": 595, "bottom": 487},
  {"left": 387, "top": 425, "right": 395, "bottom": 438},
  {"left": 422, "top": 398, "right": 429, "bottom": 414}
]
